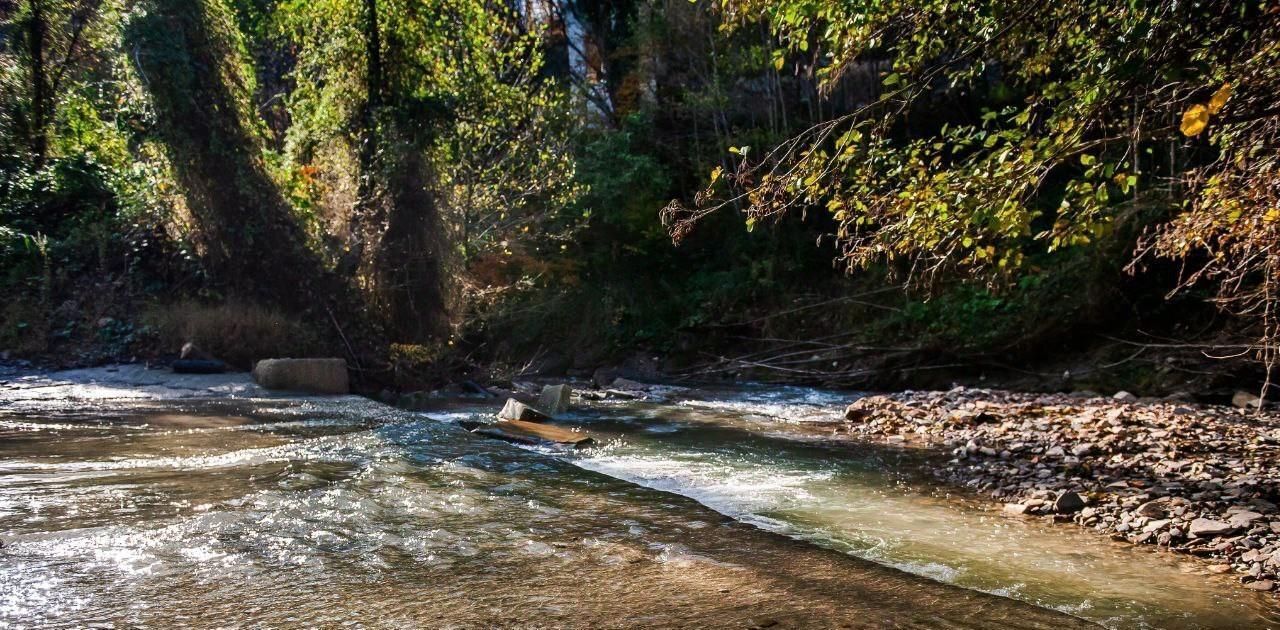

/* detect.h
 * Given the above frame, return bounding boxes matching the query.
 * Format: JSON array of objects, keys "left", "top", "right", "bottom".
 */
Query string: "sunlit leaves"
[
  {"left": 1208, "top": 82, "right": 1232, "bottom": 115},
  {"left": 1181, "top": 103, "right": 1209, "bottom": 136}
]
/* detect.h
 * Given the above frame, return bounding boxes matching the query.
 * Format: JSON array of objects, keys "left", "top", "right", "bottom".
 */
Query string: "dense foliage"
[
  {"left": 1, "top": 0, "right": 1277, "bottom": 390},
  {"left": 667, "top": 0, "right": 1280, "bottom": 369}
]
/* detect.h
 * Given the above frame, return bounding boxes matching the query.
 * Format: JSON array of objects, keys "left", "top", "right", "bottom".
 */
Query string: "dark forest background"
[{"left": 2, "top": 0, "right": 1277, "bottom": 399}]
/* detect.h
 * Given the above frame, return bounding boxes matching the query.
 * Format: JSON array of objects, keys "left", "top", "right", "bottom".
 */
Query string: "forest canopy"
[{"left": 1, "top": 0, "right": 1279, "bottom": 391}]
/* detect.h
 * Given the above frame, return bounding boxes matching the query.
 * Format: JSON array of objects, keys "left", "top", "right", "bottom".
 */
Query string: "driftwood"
[{"left": 471, "top": 419, "right": 594, "bottom": 448}]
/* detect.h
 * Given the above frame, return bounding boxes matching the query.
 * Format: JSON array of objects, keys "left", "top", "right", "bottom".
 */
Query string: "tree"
[
  {"left": 1, "top": 0, "right": 108, "bottom": 168},
  {"left": 665, "top": 0, "right": 1280, "bottom": 369},
  {"left": 278, "top": 0, "right": 579, "bottom": 342}
]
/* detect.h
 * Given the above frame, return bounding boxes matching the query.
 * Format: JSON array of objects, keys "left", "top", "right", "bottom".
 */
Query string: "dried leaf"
[
  {"left": 1181, "top": 104, "right": 1209, "bottom": 137},
  {"left": 1208, "top": 83, "right": 1232, "bottom": 115}
]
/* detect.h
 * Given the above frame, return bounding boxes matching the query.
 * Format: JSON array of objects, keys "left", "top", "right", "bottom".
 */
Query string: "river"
[{"left": 0, "top": 380, "right": 1276, "bottom": 628}]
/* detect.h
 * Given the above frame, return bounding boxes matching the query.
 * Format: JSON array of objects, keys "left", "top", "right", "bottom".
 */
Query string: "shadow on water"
[{"left": 0, "top": 397, "right": 1088, "bottom": 628}]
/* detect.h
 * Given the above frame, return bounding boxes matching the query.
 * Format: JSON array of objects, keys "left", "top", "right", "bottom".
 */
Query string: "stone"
[
  {"left": 844, "top": 404, "right": 869, "bottom": 422},
  {"left": 1189, "top": 518, "right": 1235, "bottom": 538},
  {"left": 1071, "top": 443, "right": 1095, "bottom": 457},
  {"left": 1232, "top": 390, "right": 1263, "bottom": 409},
  {"left": 498, "top": 398, "right": 551, "bottom": 423},
  {"left": 1143, "top": 518, "right": 1172, "bottom": 534},
  {"left": 180, "top": 342, "right": 215, "bottom": 361},
  {"left": 1136, "top": 497, "right": 1173, "bottom": 519},
  {"left": 1229, "top": 510, "right": 1264, "bottom": 529},
  {"left": 1113, "top": 391, "right": 1137, "bottom": 402},
  {"left": 1054, "top": 491, "right": 1086, "bottom": 514},
  {"left": 610, "top": 377, "right": 650, "bottom": 391},
  {"left": 252, "top": 358, "right": 349, "bottom": 394},
  {"left": 1003, "top": 503, "right": 1030, "bottom": 516},
  {"left": 1245, "top": 580, "right": 1275, "bottom": 592},
  {"left": 591, "top": 366, "right": 619, "bottom": 388},
  {"left": 538, "top": 384, "right": 572, "bottom": 416}
]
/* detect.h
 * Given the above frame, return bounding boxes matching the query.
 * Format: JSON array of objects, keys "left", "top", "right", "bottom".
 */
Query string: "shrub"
[{"left": 143, "top": 300, "right": 332, "bottom": 369}]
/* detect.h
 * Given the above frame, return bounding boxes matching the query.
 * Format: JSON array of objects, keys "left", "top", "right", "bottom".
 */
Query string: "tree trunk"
[
  {"left": 353, "top": 0, "right": 383, "bottom": 238},
  {"left": 351, "top": 0, "right": 450, "bottom": 343},
  {"left": 378, "top": 143, "right": 451, "bottom": 342},
  {"left": 28, "top": 0, "right": 47, "bottom": 168}
]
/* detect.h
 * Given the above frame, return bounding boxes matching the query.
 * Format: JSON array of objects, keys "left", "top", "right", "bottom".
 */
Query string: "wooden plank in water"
[{"left": 474, "top": 419, "right": 594, "bottom": 448}]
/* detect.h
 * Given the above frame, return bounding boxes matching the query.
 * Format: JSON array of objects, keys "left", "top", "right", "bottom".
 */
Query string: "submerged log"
[{"left": 472, "top": 419, "right": 594, "bottom": 448}]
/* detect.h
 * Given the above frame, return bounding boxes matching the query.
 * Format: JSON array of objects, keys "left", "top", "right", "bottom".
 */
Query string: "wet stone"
[{"left": 1189, "top": 518, "right": 1235, "bottom": 538}]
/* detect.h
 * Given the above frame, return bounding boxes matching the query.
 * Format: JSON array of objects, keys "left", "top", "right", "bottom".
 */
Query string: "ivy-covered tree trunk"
[
  {"left": 377, "top": 138, "right": 450, "bottom": 343},
  {"left": 351, "top": 0, "right": 449, "bottom": 344},
  {"left": 125, "top": 0, "right": 332, "bottom": 311}
]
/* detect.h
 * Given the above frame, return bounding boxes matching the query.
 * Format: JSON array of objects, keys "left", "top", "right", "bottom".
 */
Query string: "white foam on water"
[{"left": 573, "top": 450, "right": 832, "bottom": 521}]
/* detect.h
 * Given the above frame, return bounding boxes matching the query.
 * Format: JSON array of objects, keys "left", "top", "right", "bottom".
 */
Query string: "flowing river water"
[{"left": 0, "top": 381, "right": 1277, "bottom": 628}]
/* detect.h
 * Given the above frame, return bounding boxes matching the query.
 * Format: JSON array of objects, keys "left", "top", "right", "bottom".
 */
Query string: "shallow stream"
[{"left": 0, "top": 385, "right": 1275, "bottom": 628}]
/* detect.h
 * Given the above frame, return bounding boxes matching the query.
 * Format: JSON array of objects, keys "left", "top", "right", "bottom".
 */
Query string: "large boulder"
[{"left": 252, "top": 358, "right": 349, "bottom": 394}]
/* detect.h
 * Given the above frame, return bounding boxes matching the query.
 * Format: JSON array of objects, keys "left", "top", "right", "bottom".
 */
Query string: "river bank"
[{"left": 840, "top": 387, "right": 1280, "bottom": 596}]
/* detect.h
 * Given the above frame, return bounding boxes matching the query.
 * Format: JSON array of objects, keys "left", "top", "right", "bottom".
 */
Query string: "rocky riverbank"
[{"left": 841, "top": 387, "right": 1280, "bottom": 594}]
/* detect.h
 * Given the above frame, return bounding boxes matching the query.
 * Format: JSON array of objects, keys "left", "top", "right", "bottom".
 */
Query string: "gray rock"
[
  {"left": 1054, "top": 491, "right": 1086, "bottom": 514},
  {"left": 1189, "top": 518, "right": 1236, "bottom": 538},
  {"left": 1143, "top": 518, "right": 1172, "bottom": 533},
  {"left": 252, "top": 358, "right": 349, "bottom": 394},
  {"left": 1245, "top": 580, "right": 1275, "bottom": 591},
  {"left": 1233, "top": 390, "right": 1263, "bottom": 409},
  {"left": 1136, "top": 497, "right": 1173, "bottom": 519},
  {"left": 498, "top": 398, "right": 551, "bottom": 423},
  {"left": 610, "top": 377, "right": 650, "bottom": 391},
  {"left": 1071, "top": 443, "right": 1095, "bottom": 457},
  {"left": 1113, "top": 391, "right": 1138, "bottom": 402},
  {"left": 1230, "top": 510, "right": 1264, "bottom": 529},
  {"left": 1003, "top": 503, "right": 1030, "bottom": 516},
  {"left": 538, "top": 384, "right": 572, "bottom": 416}
]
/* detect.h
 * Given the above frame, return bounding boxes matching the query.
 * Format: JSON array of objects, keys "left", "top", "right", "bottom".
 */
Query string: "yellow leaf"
[
  {"left": 709, "top": 166, "right": 723, "bottom": 184},
  {"left": 1208, "top": 83, "right": 1232, "bottom": 115},
  {"left": 1181, "top": 104, "right": 1209, "bottom": 137}
]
